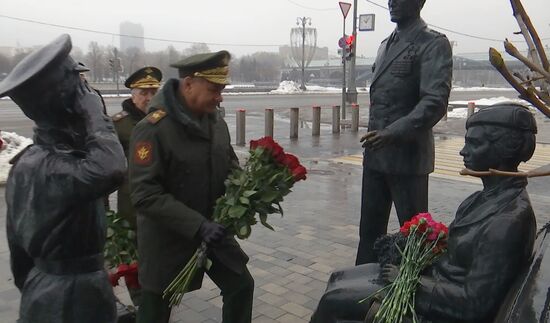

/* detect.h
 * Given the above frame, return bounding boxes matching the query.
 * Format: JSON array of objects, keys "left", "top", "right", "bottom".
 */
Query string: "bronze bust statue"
[{"left": 312, "top": 103, "right": 538, "bottom": 323}]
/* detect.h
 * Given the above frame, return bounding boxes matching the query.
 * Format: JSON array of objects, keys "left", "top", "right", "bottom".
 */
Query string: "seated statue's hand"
[
  {"left": 360, "top": 128, "right": 395, "bottom": 150},
  {"left": 380, "top": 264, "right": 399, "bottom": 284}
]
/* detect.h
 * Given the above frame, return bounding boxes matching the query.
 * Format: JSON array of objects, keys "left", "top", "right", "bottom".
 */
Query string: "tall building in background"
[{"left": 120, "top": 22, "right": 145, "bottom": 52}]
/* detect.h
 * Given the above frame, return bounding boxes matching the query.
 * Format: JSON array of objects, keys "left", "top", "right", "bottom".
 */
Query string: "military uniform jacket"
[
  {"left": 415, "top": 177, "right": 536, "bottom": 322},
  {"left": 129, "top": 78, "right": 248, "bottom": 294},
  {"left": 112, "top": 99, "right": 146, "bottom": 228},
  {"left": 365, "top": 18, "right": 452, "bottom": 175}
]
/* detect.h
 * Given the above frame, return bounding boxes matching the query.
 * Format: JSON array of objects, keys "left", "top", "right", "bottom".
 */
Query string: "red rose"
[
  {"left": 108, "top": 272, "right": 121, "bottom": 287},
  {"left": 250, "top": 139, "right": 259, "bottom": 150},
  {"left": 271, "top": 143, "right": 285, "bottom": 163},
  {"left": 124, "top": 269, "right": 140, "bottom": 289},
  {"left": 250, "top": 137, "right": 285, "bottom": 162},
  {"left": 282, "top": 153, "right": 300, "bottom": 170},
  {"left": 292, "top": 165, "right": 307, "bottom": 181}
]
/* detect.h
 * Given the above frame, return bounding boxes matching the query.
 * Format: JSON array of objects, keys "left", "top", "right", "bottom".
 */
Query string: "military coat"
[
  {"left": 129, "top": 78, "right": 248, "bottom": 294},
  {"left": 112, "top": 99, "right": 146, "bottom": 227}
]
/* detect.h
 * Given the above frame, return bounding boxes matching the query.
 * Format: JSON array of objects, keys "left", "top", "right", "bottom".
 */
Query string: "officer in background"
[
  {"left": 112, "top": 66, "right": 162, "bottom": 229},
  {"left": 129, "top": 51, "right": 253, "bottom": 323},
  {"left": 111, "top": 66, "right": 162, "bottom": 306}
]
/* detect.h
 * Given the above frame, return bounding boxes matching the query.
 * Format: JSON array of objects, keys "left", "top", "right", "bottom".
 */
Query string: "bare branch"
[
  {"left": 504, "top": 40, "right": 550, "bottom": 82},
  {"left": 490, "top": 48, "right": 550, "bottom": 118},
  {"left": 510, "top": 0, "right": 549, "bottom": 72}
]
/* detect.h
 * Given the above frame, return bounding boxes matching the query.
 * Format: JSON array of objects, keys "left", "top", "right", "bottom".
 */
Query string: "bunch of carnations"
[
  {"left": 104, "top": 210, "right": 140, "bottom": 289},
  {"left": 164, "top": 136, "right": 307, "bottom": 306},
  {"left": 368, "top": 213, "right": 448, "bottom": 323}
]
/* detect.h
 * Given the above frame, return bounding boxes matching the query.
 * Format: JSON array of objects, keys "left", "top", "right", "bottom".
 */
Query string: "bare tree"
[
  {"left": 489, "top": 0, "right": 550, "bottom": 117},
  {"left": 122, "top": 47, "right": 144, "bottom": 76},
  {"left": 0, "top": 53, "right": 11, "bottom": 76},
  {"left": 182, "top": 43, "right": 210, "bottom": 57},
  {"left": 86, "top": 42, "right": 105, "bottom": 82}
]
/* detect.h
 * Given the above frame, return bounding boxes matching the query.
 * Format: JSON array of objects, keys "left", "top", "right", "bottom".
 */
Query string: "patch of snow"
[
  {"left": 449, "top": 96, "right": 529, "bottom": 107},
  {"left": 225, "top": 84, "right": 256, "bottom": 89},
  {"left": 0, "top": 131, "right": 33, "bottom": 184},
  {"left": 270, "top": 81, "right": 369, "bottom": 94},
  {"left": 446, "top": 108, "right": 473, "bottom": 119},
  {"left": 270, "top": 81, "right": 302, "bottom": 94},
  {"left": 447, "top": 97, "right": 535, "bottom": 119},
  {"left": 452, "top": 86, "right": 516, "bottom": 92}
]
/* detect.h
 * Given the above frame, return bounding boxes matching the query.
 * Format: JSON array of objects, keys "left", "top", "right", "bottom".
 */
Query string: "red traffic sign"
[{"left": 339, "top": 2, "right": 352, "bottom": 18}]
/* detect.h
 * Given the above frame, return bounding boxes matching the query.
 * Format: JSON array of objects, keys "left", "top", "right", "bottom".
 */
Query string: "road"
[{"left": 0, "top": 90, "right": 519, "bottom": 138}]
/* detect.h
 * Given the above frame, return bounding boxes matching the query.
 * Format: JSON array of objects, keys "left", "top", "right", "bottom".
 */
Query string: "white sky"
[{"left": 0, "top": 0, "right": 548, "bottom": 58}]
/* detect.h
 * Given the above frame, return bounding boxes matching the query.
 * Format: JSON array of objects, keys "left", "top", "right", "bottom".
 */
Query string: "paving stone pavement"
[{"left": 0, "top": 126, "right": 549, "bottom": 322}]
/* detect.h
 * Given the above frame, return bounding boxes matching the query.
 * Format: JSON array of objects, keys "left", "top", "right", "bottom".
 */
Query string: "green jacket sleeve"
[{"left": 129, "top": 122, "right": 206, "bottom": 240}]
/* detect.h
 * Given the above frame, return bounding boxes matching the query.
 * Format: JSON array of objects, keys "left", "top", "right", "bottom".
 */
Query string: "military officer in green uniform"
[
  {"left": 112, "top": 66, "right": 162, "bottom": 228},
  {"left": 112, "top": 66, "right": 162, "bottom": 306},
  {"left": 129, "top": 51, "right": 253, "bottom": 323}
]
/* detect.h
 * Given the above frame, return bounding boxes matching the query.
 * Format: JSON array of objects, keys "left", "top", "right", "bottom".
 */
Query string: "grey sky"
[{"left": 0, "top": 0, "right": 548, "bottom": 58}]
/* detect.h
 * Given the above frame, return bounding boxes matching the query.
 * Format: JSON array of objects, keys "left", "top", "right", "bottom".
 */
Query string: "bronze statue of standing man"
[{"left": 357, "top": 0, "right": 453, "bottom": 264}]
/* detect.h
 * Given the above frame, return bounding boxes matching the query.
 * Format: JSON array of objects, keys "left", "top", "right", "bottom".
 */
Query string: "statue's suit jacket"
[{"left": 365, "top": 19, "right": 452, "bottom": 175}]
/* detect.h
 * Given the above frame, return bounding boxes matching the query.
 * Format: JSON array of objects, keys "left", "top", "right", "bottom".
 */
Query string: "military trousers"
[
  {"left": 356, "top": 167, "right": 428, "bottom": 265},
  {"left": 137, "top": 255, "right": 254, "bottom": 323}
]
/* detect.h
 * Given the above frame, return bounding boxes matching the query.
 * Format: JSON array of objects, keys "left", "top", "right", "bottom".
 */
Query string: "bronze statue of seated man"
[{"left": 311, "top": 103, "right": 538, "bottom": 323}]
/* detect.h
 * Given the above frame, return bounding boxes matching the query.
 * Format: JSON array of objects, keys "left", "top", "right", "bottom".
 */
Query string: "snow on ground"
[
  {"left": 270, "top": 81, "right": 368, "bottom": 94},
  {"left": 0, "top": 131, "right": 33, "bottom": 184},
  {"left": 452, "top": 86, "right": 516, "bottom": 92},
  {"left": 271, "top": 81, "right": 302, "bottom": 94},
  {"left": 226, "top": 84, "right": 256, "bottom": 89},
  {"left": 447, "top": 97, "right": 534, "bottom": 119},
  {"left": 449, "top": 96, "right": 529, "bottom": 107}
]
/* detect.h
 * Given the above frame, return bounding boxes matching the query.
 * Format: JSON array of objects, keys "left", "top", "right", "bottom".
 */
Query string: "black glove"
[{"left": 198, "top": 221, "right": 226, "bottom": 247}]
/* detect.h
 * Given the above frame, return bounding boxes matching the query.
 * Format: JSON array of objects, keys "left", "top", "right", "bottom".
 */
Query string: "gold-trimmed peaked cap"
[
  {"left": 124, "top": 66, "right": 162, "bottom": 89},
  {"left": 170, "top": 50, "right": 231, "bottom": 85}
]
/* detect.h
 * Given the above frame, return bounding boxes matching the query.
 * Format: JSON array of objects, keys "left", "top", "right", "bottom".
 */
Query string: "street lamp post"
[{"left": 297, "top": 17, "right": 311, "bottom": 91}]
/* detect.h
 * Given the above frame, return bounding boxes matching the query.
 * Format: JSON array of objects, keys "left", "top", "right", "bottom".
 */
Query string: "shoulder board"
[
  {"left": 111, "top": 111, "right": 129, "bottom": 122},
  {"left": 147, "top": 109, "right": 167, "bottom": 124}
]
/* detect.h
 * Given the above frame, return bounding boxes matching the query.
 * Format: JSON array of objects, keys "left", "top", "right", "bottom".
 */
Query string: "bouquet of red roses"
[
  {"left": 163, "top": 137, "right": 307, "bottom": 306},
  {"left": 367, "top": 213, "right": 448, "bottom": 323},
  {"left": 104, "top": 210, "right": 140, "bottom": 290}
]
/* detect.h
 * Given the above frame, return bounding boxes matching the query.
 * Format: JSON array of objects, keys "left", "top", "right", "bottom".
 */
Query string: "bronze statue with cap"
[
  {"left": 311, "top": 103, "right": 538, "bottom": 323},
  {"left": 0, "top": 34, "right": 126, "bottom": 323}
]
